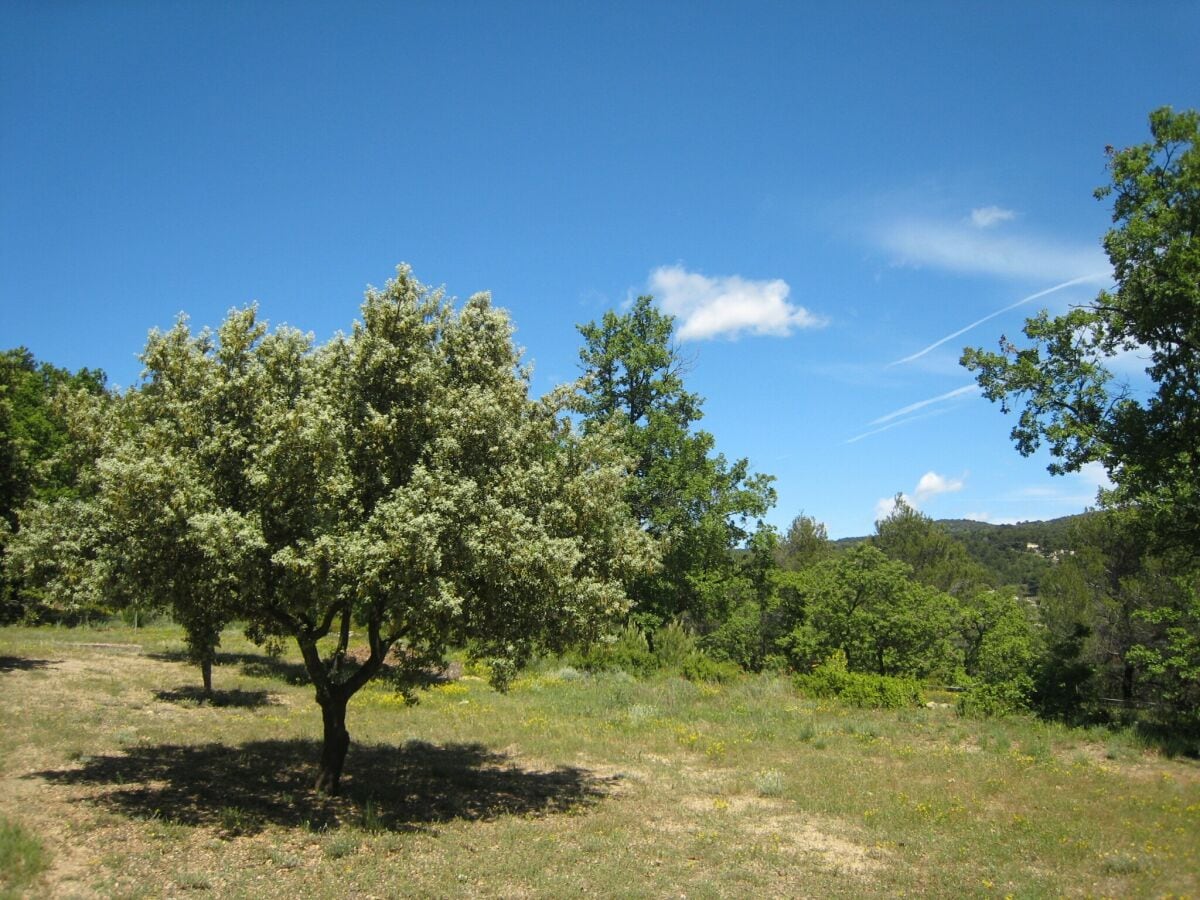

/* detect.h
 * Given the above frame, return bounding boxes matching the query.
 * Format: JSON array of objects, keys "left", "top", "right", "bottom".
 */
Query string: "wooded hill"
[{"left": 835, "top": 513, "right": 1089, "bottom": 596}]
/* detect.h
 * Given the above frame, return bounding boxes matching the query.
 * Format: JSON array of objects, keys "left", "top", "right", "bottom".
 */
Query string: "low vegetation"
[{"left": 2, "top": 623, "right": 1198, "bottom": 898}]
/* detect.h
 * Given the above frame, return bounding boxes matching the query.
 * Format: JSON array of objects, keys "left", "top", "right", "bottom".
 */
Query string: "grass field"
[{"left": 1, "top": 623, "right": 1197, "bottom": 898}]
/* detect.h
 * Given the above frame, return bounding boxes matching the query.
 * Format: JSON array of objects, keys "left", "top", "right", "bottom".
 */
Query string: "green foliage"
[
  {"left": 962, "top": 106, "right": 1200, "bottom": 543},
  {"left": 701, "top": 600, "right": 765, "bottom": 671},
  {"left": 574, "top": 296, "right": 775, "bottom": 630},
  {"left": 958, "top": 588, "right": 1041, "bottom": 684},
  {"left": 0, "top": 348, "right": 108, "bottom": 622},
  {"left": 776, "top": 544, "right": 960, "bottom": 679},
  {"left": 1033, "top": 508, "right": 1200, "bottom": 733},
  {"left": 939, "top": 515, "right": 1081, "bottom": 596},
  {"left": 777, "top": 512, "right": 831, "bottom": 571},
  {"left": 957, "top": 678, "right": 1035, "bottom": 718},
  {"left": 1127, "top": 585, "right": 1200, "bottom": 732},
  {"left": 570, "top": 623, "right": 656, "bottom": 676},
  {"left": 795, "top": 650, "right": 924, "bottom": 709},
  {"left": 873, "top": 496, "right": 993, "bottom": 596},
  {"left": 570, "top": 620, "right": 741, "bottom": 683}
]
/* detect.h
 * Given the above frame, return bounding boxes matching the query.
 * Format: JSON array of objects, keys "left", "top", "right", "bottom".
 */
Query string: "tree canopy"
[{"left": 962, "top": 106, "right": 1200, "bottom": 543}]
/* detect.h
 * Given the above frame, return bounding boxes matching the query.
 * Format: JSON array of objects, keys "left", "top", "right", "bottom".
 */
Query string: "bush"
[
  {"left": 568, "top": 623, "right": 656, "bottom": 676},
  {"left": 701, "top": 601, "right": 766, "bottom": 672},
  {"left": 569, "top": 621, "right": 745, "bottom": 683},
  {"left": 956, "top": 677, "right": 1034, "bottom": 718},
  {"left": 653, "top": 620, "right": 698, "bottom": 670},
  {"left": 794, "top": 650, "right": 924, "bottom": 709},
  {"left": 680, "top": 653, "right": 742, "bottom": 683}
]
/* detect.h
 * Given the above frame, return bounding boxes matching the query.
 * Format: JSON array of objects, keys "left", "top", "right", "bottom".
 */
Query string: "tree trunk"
[
  {"left": 200, "top": 656, "right": 213, "bottom": 698},
  {"left": 1121, "top": 659, "right": 1136, "bottom": 708},
  {"left": 315, "top": 693, "right": 351, "bottom": 795}
]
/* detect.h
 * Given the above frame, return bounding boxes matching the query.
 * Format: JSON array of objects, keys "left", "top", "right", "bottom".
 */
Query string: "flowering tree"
[{"left": 10, "top": 266, "right": 653, "bottom": 793}]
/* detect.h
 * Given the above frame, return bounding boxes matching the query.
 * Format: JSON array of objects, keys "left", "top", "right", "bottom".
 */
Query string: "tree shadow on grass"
[
  {"left": 32, "top": 739, "right": 615, "bottom": 836},
  {"left": 154, "top": 686, "right": 280, "bottom": 708},
  {"left": 147, "top": 650, "right": 310, "bottom": 686},
  {"left": 0, "top": 656, "right": 57, "bottom": 673}
]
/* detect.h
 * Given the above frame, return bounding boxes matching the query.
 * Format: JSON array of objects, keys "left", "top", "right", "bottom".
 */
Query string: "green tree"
[
  {"left": 778, "top": 544, "right": 960, "bottom": 679},
  {"left": 962, "top": 107, "right": 1200, "bottom": 543},
  {"left": 777, "top": 512, "right": 832, "bottom": 571},
  {"left": 873, "top": 496, "right": 992, "bottom": 596},
  {"left": 1036, "top": 509, "right": 1198, "bottom": 728},
  {"left": 574, "top": 296, "right": 775, "bottom": 630},
  {"left": 0, "top": 349, "right": 107, "bottom": 621},
  {"left": 873, "top": 499, "right": 1039, "bottom": 705},
  {"left": 9, "top": 267, "right": 653, "bottom": 793}
]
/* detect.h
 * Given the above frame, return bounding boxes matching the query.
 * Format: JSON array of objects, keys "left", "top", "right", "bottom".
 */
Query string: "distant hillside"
[{"left": 835, "top": 513, "right": 1092, "bottom": 596}]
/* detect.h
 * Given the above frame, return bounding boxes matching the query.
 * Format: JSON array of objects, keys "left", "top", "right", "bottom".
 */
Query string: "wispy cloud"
[
  {"left": 869, "top": 383, "right": 979, "bottom": 425},
  {"left": 970, "top": 206, "right": 1016, "bottom": 228},
  {"left": 847, "top": 384, "right": 978, "bottom": 443},
  {"left": 879, "top": 218, "right": 1108, "bottom": 283},
  {"left": 889, "top": 273, "right": 1109, "bottom": 366},
  {"left": 649, "top": 265, "right": 826, "bottom": 341},
  {"left": 846, "top": 407, "right": 953, "bottom": 445}
]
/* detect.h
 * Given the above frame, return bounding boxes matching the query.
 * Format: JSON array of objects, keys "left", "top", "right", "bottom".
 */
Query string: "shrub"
[
  {"left": 569, "top": 621, "right": 743, "bottom": 683},
  {"left": 568, "top": 623, "right": 656, "bottom": 676},
  {"left": 652, "top": 620, "right": 698, "bottom": 670},
  {"left": 795, "top": 650, "right": 924, "bottom": 709},
  {"left": 680, "top": 653, "right": 741, "bottom": 683},
  {"left": 701, "top": 601, "right": 764, "bottom": 671},
  {"left": 956, "top": 677, "right": 1034, "bottom": 718}
]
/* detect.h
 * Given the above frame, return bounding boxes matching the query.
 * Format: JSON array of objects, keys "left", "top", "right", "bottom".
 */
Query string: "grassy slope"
[{"left": 0, "top": 623, "right": 1197, "bottom": 898}]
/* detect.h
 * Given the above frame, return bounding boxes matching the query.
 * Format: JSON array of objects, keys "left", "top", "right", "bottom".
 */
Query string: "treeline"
[{"left": 1, "top": 285, "right": 1197, "bottom": 743}]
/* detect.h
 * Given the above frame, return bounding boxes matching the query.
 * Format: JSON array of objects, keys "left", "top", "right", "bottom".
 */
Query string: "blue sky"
[{"left": 2, "top": 2, "right": 1197, "bottom": 537}]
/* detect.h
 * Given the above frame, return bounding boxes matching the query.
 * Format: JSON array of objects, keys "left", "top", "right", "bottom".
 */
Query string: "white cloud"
[
  {"left": 1076, "top": 461, "right": 1113, "bottom": 492},
  {"left": 649, "top": 265, "right": 826, "bottom": 341},
  {"left": 874, "top": 470, "right": 965, "bottom": 523},
  {"left": 879, "top": 218, "right": 1109, "bottom": 283},
  {"left": 913, "top": 471, "right": 965, "bottom": 503},
  {"left": 970, "top": 206, "right": 1016, "bottom": 228},
  {"left": 964, "top": 511, "right": 1021, "bottom": 525}
]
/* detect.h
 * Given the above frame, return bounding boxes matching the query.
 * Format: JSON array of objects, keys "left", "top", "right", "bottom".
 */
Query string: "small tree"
[
  {"left": 12, "top": 267, "right": 653, "bottom": 793},
  {"left": 777, "top": 512, "right": 831, "bottom": 571},
  {"left": 873, "top": 496, "right": 991, "bottom": 596}
]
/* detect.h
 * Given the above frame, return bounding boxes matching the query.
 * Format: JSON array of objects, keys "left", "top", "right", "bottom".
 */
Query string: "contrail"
[
  {"left": 889, "top": 272, "right": 1110, "bottom": 367},
  {"left": 846, "top": 407, "right": 954, "bottom": 444},
  {"left": 869, "top": 383, "right": 979, "bottom": 426}
]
